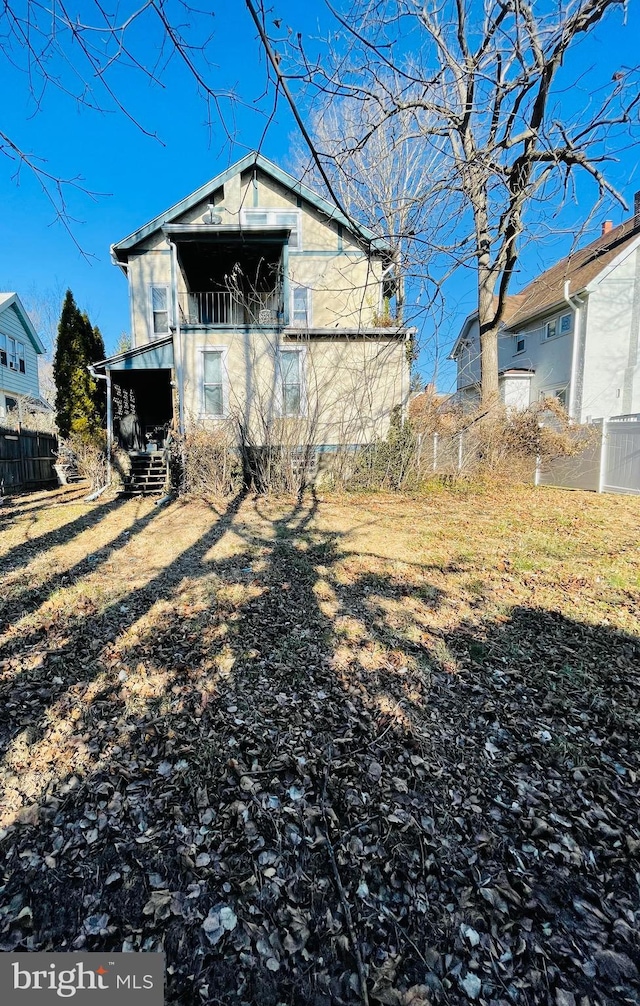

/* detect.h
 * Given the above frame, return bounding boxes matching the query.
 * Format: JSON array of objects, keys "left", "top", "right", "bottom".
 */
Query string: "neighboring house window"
[
  {"left": 279, "top": 349, "right": 304, "bottom": 417},
  {"left": 291, "top": 285, "right": 311, "bottom": 327},
  {"left": 150, "top": 286, "right": 170, "bottom": 336},
  {"left": 540, "top": 387, "right": 568, "bottom": 408},
  {"left": 8, "top": 338, "right": 26, "bottom": 373},
  {"left": 544, "top": 312, "right": 572, "bottom": 340},
  {"left": 0, "top": 333, "right": 6, "bottom": 367},
  {"left": 559, "top": 313, "right": 573, "bottom": 334},
  {"left": 242, "top": 209, "right": 301, "bottom": 249},
  {"left": 515, "top": 336, "right": 526, "bottom": 354},
  {"left": 202, "top": 350, "right": 225, "bottom": 416}
]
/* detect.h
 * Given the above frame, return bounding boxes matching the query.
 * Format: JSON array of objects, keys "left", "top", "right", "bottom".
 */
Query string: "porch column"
[
  {"left": 106, "top": 367, "right": 112, "bottom": 484},
  {"left": 169, "top": 237, "right": 185, "bottom": 436}
]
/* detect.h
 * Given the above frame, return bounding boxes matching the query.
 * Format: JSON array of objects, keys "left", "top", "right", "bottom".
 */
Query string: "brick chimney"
[
  {"left": 601, "top": 220, "right": 614, "bottom": 235},
  {"left": 635, "top": 191, "right": 640, "bottom": 228}
]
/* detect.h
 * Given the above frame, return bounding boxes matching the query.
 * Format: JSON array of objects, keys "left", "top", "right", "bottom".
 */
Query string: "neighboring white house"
[
  {"left": 450, "top": 207, "right": 640, "bottom": 422},
  {"left": 0, "top": 293, "right": 47, "bottom": 423}
]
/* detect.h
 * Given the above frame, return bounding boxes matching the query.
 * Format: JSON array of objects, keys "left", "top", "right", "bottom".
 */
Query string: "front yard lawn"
[{"left": 0, "top": 483, "right": 638, "bottom": 1004}]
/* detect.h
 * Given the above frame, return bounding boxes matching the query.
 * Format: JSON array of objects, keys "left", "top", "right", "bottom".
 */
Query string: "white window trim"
[
  {"left": 8, "top": 337, "right": 26, "bottom": 373},
  {"left": 514, "top": 335, "right": 526, "bottom": 355},
  {"left": 149, "top": 284, "right": 171, "bottom": 339},
  {"left": 290, "top": 283, "right": 312, "bottom": 329},
  {"left": 278, "top": 346, "right": 307, "bottom": 418},
  {"left": 241, "top": 208, "right": 302, "bottom": 250},
  {"left": 198, "top": 346, "right": 230, "bottom": 419},
  {"left": 539, "top": 384, "right": 569, "bottom": 407},
  {"left": 542, "top": 311, "right": 573, "bottom": 342}
]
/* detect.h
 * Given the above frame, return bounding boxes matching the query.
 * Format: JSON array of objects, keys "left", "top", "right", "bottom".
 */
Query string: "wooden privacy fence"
[
  {"left": 536, "top": 414, "right": 640, "bottom": 496},
  {"left": 0, "top": 426, "right": 58, "bottom": 494}
]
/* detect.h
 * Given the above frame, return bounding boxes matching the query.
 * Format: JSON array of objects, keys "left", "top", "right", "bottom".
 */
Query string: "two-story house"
[
  {"left": 450, "top": 203, "right": 640, "bottom": 422},
  {"left": 0, "top": 293, "right": 47, "bottom": 423},
  {"left": 94, "top": 152, "right": 410, "bottom": 487}
]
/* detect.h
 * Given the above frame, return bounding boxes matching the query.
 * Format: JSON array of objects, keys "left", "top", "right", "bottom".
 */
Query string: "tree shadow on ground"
[
  {"left": 0, "top": 493, "right": 130, "bottom": 575},
  {"left": 0, "top": 493, "right": 638, "bottom": 1006}
]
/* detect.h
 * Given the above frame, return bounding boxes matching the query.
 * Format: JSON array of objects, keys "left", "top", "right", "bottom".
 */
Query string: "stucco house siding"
[{"left": 581, "top": 248, "right": 639, "bottom": 421}]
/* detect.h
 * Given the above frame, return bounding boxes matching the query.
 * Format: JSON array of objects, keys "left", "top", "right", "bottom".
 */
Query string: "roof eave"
[{"left": 111, "top": 151, "right": 391, "bottom": 259}]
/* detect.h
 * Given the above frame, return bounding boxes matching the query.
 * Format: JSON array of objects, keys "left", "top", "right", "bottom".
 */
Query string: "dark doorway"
[{"left": 112, "top": 369, "right": 173, "bottom": 450}]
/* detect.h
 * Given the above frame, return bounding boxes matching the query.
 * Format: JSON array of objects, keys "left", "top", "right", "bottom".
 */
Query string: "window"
[
  {"left": 150, "top": 286, "right": 170, "bottom": 336},
  {"left": 560, "top": 313, "right": 573, "bottom": 334},
  {"left": 515, "top": 336, "right": 526, "bottom": 354},
  {"left": 202, "top": 350, "right": 225, "bottom": 416},
  {"left": 544, "top": 312, "right": 572, "bottom": 340},
  {"left": 0, "top": 333, "right": 6, "bottom": 367},
  {"left": 280, "top": 350, "right": 303, "bottom": 416},
  {"left": 291, "top": 285, "right": 310, "bottom": 327},
  {"left": 8, "top": 339, "right": 25, "bottom": 373},
  {"left": 242, "top": 209, "right": 301, "bottom": 249},
  {"left": 539, "top": 387, "right": 568, "bottom": 408}
]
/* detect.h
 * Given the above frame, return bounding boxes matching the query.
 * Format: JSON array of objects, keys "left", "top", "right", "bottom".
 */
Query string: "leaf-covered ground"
[{"left": 0, "top": 483, "right": 639, "bottom": 1005}]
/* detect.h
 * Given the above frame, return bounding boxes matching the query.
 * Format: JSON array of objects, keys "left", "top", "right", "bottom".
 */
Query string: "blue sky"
[{"left": 1, "top": 2, "right": 638, "bottom": 394}]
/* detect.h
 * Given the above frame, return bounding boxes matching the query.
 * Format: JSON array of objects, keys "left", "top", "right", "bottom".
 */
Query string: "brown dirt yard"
[{"left": 0, "top": 483, "right": 639, "bottom": 1005}]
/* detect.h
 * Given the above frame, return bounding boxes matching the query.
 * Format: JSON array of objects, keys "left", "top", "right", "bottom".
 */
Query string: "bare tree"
[
  {"left": 271, "top": 0, "right": 639, "bottom": 406},
  {"left": 290, "top": 85, "right": 436, "bottom": 325},
  {"left": 1, "top": 2, "right": 243, "bottom": 245}
]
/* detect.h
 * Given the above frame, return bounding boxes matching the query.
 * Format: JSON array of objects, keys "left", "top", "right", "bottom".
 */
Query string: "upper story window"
[
  {"left": 515, "top": 336, "right": 526, "bottom": 354},
  {"left": 242, "top": 209, "right": 301, "bottom": 249},
  {"left": 150, "top": 285, "right": 170, "bottom": 336},
  {"left": 544, "top": 312, "right": 573, "bottom": 340},
  {"left": 5, "top": 337, "right": 26, "bottom": 373},
  {"left": 291, "top": 285, "right": 311, "bottom": 327}
]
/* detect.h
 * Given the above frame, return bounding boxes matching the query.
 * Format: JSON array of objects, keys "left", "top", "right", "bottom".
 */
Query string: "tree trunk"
[{"left": 480, "top": 324, "right": 500, "bottom": 408}]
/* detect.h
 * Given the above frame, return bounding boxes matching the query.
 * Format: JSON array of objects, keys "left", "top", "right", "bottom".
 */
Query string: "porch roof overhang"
[
  {"left": 162, "top": 223, "right": 291, "bottom": 245},
  {"left": 93, "top": 336, "right": 174, "bottom": 373}
]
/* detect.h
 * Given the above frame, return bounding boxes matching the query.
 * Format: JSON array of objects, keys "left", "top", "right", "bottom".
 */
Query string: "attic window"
[{"left": 242, "top": 209, "right": 301, "bottom": 249}]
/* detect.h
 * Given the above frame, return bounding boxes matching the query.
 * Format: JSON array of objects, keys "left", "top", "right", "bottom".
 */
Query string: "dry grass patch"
[{"left": 0, "top": 482, "right": 638, "bottom": 1004}]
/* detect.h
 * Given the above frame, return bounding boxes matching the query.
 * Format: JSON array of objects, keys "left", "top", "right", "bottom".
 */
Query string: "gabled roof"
[
  {"left": 505, "top": 216, "right": 640, "bottom": 329},
  {"left": 0, "top": 292, "right": 45, "bottom": 354},
  {"left": 449, "top": 295, "right": 525, "bottom": 360},
  {"left": 111, "top": 151, "right": 390, "bottom": 263}
]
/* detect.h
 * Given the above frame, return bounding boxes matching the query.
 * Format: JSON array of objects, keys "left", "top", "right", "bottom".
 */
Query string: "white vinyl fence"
[{"left": 537, "top": 414, "right": 640, "bottom": 496}]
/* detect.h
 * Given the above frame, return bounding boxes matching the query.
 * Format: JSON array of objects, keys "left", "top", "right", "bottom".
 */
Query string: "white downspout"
[
  {"left": 169, "top": 237, "right": 185, "bottom": 437},
  {"left": 563, "top": 280, "right": 585, "bottom": 422}
]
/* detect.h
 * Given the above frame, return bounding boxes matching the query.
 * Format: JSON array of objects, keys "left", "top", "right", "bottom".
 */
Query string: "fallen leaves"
[{"left": 0, "top": 489, "right": 638, "bottom": 1003}]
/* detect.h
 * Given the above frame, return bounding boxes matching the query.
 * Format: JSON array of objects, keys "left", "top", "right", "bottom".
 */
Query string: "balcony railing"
[{"left": 178, "top": 290, "right": 283, "bottom": 327}]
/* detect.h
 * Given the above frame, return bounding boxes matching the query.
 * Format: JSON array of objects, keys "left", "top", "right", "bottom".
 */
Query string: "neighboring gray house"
[
  {"left": 0, "top": 293, "right": 47, "bottom": 423},
  {"left": 450, "top": 206, "right": 640, "bottom": 422}
]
